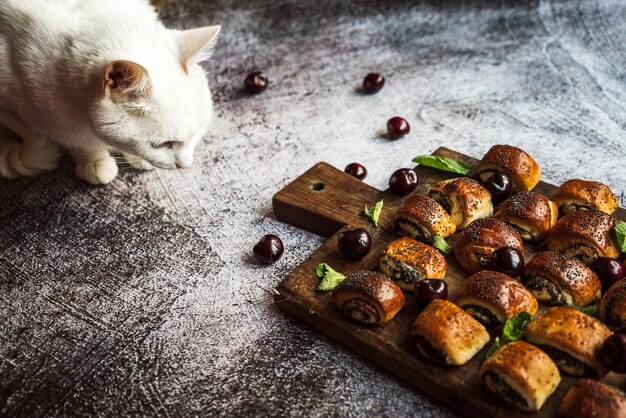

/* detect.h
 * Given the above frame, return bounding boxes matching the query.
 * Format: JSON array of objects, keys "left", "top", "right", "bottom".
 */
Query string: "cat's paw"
[
  {"left": 123, "top": 152, "right": 154, "bottom": 170},
  {"left": 75, "top": 156, "right": 119, "bottom": 185},
  {"left": 3, "top": 137, "right": 61, "bottom": 177}
]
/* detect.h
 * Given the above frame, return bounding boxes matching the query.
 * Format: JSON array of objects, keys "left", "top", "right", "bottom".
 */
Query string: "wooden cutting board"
[{"left": 272, "top": 147, "right": 626, "bottom": 418}]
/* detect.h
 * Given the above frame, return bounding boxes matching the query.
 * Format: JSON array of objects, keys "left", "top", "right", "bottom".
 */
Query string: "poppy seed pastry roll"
[
  {"left": 331, "top": 270, "right": 405, "bottom": 326},
  {"left": 599, "top": 278, "right": 626, "bottom": 331},
  {"left": 473, "top": 144, "right": 541, "bottom": 192},
  {"left": 410, "top": 299, "right": 489, "bottom": 366},
  {"left": 522, "top": 251, "right": 601, "bottom": 308},
  {"left": 428, "top": 177, "right": 493, "bottom": 230},
  {"left": 455, "top": 270, "right": 538, "bottom": 328},
  {"left": 393, "top": 194, "right": 456, "bottom": 243},
  {"left": 558, "top": 379, "right": 626, "bottom": 418},
  {"left": 480, "top": 341, "right": 560, "bottom": 412},
  {"left": 379, "top": 238, "right": 446, "bottom": 292},
  {"left": 546, "top": 210, "right": 620, "bottom": 265},
  {"left": 454, "top": 218, "right": 525, "bottom": 274},
  {"left": 493, "top": 191, "right": 558, "bottom": 242},
  {"left": 523, "top": 307, "right": 613, "bottom": 378},
  {"left": 552, "top": 179, "right": 619, "bottom": 216}
]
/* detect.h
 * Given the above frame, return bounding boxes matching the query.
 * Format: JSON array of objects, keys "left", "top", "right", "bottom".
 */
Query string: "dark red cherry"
[
  {"left": 389, "top": 168, "right": 418, "bottom": 195},
  {"left": 414, "top": 279, "right": 448, "bottom": 309},
  {"left": 345, "top": 163, "right": 367, "bottom": 180},
  {"left": 337, "top": 228, "right": 371, "bottom": 261},
  {"left": 244, "top": 71, "right": 268, "bottom": 94},
  {"left": 363, "top": 73, "right": 385, "bottom": 94},
  {"left": 481, "top": 173, "right": 513, "bottom": 205},
  {"left": 253, "top": 234, "right": 284, "bottom": 264},
  {"left": 386, "top": 117, "right": 410, "bottom": 140},
  {"left": 590, "top": 257, "right": 626, "bottom": 290},
  {"left": 599, "top": 332, "right": 626, "bottom": 373},
  {"left": 491, "top": 247, "right": 524, "bottom": 277}
]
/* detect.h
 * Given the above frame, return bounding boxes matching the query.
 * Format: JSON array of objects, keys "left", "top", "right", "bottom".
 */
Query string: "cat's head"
[{"left": 90, "top": 26, "right": 220, "bottom": 169}]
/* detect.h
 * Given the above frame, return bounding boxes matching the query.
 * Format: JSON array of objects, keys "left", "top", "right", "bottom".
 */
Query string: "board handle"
[{"left": 272, "top": 162, "right": 386, "bottom": 237}]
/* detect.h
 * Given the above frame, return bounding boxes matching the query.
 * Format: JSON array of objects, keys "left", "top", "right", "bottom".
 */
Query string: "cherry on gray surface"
[
  {"left": 344, "top": 162, "right": 368, "bottom": 180},
  {"left": 3, "top": 0, "right": 626, "bottom": 417},
  {"left": 386, "top": 116, "right": 410, "bottom": 140},
  {"left": 362, "top": 72, "right": 385, "bottom": 94},
  {"left": 244, "top": 71, "right": 268, "bottom": 94},
  {"left": 253, "top": 234, "right": 284, "bottom": 264}
]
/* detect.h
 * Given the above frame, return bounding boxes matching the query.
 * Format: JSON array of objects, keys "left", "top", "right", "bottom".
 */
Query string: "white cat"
[{"left": 0, "top": 0, "right": 220, "bottom": 184}]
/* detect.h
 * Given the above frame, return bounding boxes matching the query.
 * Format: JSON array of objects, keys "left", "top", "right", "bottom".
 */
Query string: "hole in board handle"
[{"left": 310, "top": 182, "right": 325, "bottom": 191}]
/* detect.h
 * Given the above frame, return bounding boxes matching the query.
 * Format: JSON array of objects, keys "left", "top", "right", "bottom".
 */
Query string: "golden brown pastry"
[
  {"left": 599, "top": 278, "right": 626, "bottom": 331},
  {"left": 410, "top": 299, "right": 489, "bottom": 366},
  {"left": 454, "top": 218, "right": 525, "bottom": 274},
  {"left": 473, "top": 144, "right": 541, "bottom": 192},
  {"left": 523, "top": 307, "right": 613, "bottom": 378},
  {"left": 455, "top": 270, "right": 538, "bottom": 327},
  {"left": 522, "top": 251, "right": 601, "bottom": 308},
  {"left": 480, "top": 341, "right": 560, "bottom": 412},
  {"left": 552, "top": 179, "right": 619, "bottom": 216},
  {"left": 546, "top": 210, "right": 620, "bottom": 265},
  {"left": 393, "top": 194, "right": 456, "bottom": 243},
  {"left": 331, "top": 270, "right": 405, "bottom": 326},
  {"left": 558, "top": 379, "right": 626, "bottom": 418},
  {"left": 493, "top": 191, "right": 558, "bottom": 242},
  {"left": 379, "top": 238, "right": 446, "bottom": 292},
  {"left": 428, "top": 177, "right": 493, "bottom": 230}
]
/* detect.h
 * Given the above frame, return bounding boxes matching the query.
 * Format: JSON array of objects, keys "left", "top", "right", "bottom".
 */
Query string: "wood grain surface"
[{"left": 273, "top": 147, "right": 626, "bottom": 418}]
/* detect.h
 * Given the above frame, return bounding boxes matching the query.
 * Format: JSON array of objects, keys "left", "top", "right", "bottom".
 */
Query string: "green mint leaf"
[
  {"left": 579, "top": 303, "right": 599, "bottom": 318},
  {"left": 432, "top": 235, "right": 454, "bottom": 256},
  {"left": 615, "top": 221, "right": 626, "bottom": 253},
  {"left": 315, "top": 263, "right": 346, "bottom": 291},
  {"left": 363, "top": 199, "right": 384, "bottom": 227},
  {"left": 484, "top": 312, "right": 532, "bottom": 361},
  {"left": 412, "top": 155, "right": 470, "bottom": 175},
  {"left": 507, "top": 311, "right": 532, "bottom": 340},
  {"left": 485, "top": 336, "right": 502, "bottom": 360}
]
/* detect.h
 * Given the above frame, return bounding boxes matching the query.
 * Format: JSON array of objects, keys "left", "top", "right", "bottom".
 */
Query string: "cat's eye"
[{"left": 153, "top": 141, "right": 178, "bottom": 149}]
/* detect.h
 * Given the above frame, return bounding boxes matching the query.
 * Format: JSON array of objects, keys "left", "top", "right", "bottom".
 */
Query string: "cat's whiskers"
[{"left": 211, "top": 71, "right": 248, "bottom": 97}]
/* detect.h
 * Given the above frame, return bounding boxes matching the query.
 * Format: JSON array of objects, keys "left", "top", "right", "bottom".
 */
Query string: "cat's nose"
[{"left": 175, "top": 154, "right": 193, "bottom": 169}]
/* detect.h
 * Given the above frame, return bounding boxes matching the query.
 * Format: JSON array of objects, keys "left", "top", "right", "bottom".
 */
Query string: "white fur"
[{"left": 0, "top": 0, "right": 219, "bottom": 184}]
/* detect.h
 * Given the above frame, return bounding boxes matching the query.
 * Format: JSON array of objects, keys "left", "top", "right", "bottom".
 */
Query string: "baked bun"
[
  {"left": 480, "top": 341, "right": 560, "bottom": 412},
  {"left": 454, "top": 218, "right": 525, "bottom": 274},
  {"left": 473, "top": 144, "right": 541, "bottom": 192},
  {"left": 331, "top": 271, "right": 405, "bottom": 326},
  {"left": 552, "top": 179, "right": 618, "bottom": 216},
  {"left": 493, "top": 191, "right": 558, "bottom": 242},
  {"left": 546, "top": 210, "right": 620, "bottom": 265},
  {"left": 393, "top": 194, "right": 456, "bottom": 242},
  {"left": 523, "top": 307, "right": 612, "bottom": 378},
  {"left": 379, "top": 238, "right": 446, "bottom": 292},
  {"left": 558, "top": 379, "right": 626, "bottom": 418},
  {"left": 599, "top": 278, "right": 626, "bottom": 331},
  {"left": 428, "top": 177, "right": 493, "bottom": 230},
  {"left": 410, "top": 299, "right": 489, "bottom": 366},
  {"left": 522, "top": 251, "right": 601, "bottom": 308},
  {"left": 455, "top": 270, "right": 538, "bottom": 328}
]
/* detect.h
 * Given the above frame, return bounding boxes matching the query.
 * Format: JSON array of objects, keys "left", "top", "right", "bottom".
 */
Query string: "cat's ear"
[
  {"left": 103, "top": 60, "right": 151, "bottom": 100},
  {"left": 175, "top": 25, "right": 221, "bottom": 73}
]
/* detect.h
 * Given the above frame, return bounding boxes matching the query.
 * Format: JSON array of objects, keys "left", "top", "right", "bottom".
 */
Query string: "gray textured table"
[{"left": 2, "top": 0, "right": 626, "bottom": 416}]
